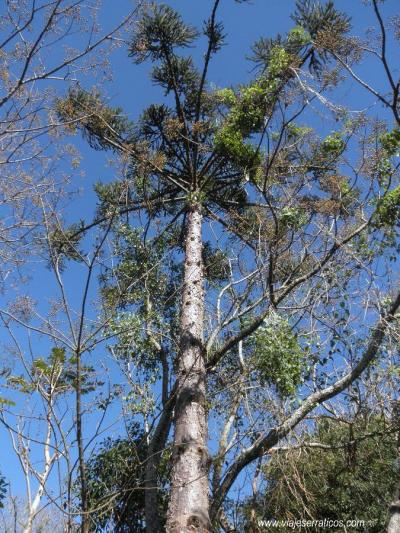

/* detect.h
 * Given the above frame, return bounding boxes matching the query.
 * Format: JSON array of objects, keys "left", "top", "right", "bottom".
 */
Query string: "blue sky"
[{"left": 105, "top": 0, "right": 399, "bottom": 116}]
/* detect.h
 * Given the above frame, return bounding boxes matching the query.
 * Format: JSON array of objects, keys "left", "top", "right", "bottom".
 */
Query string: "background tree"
[
  {"left": 0, "top": 195, "right": 137, "bottom": 531},
  {"left": 0, "top": 2, "right": 143, "bottom": 531},
  {"left": 84, "top": 424, "right": 168, "bottom": 532},
  {"left": 238, "top": 413, "right": 397, "bottom": 532},
  {"left": 0, "top": 0, "right": 138, "bottom": 277}
]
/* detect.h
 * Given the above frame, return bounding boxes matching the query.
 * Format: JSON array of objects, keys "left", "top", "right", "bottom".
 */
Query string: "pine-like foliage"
[{"left": 57, "top": 1, "right": 351, "bottom": 223}]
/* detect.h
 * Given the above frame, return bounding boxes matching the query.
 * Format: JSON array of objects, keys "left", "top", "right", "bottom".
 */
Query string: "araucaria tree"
[{"left": 54, "top": 0, "right": 400, "bottom": 531}]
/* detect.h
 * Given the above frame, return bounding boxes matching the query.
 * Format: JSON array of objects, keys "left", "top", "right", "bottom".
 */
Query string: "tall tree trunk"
[{"left": 166, "top": 205, "right": 210, "bottom": 532}]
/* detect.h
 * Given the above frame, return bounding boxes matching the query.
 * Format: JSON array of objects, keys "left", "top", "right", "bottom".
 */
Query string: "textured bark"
[
  {"left": 388, "top": 502, "right": 400, "bottom": 533},
  {"left": 388, "top": 402, "right": 400, "bottom": 533},
  {"left": 166, "top": 205, "right": 210, "bottom": 532}
]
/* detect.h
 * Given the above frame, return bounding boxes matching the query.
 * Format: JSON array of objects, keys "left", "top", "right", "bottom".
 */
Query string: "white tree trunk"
[
  {"left": 388, "top": 503, "right": 400, "bottom": 533},
  {"left": 23, "top": 410, "right": 56, "bottom": 533},
  {"left": 166, "top": 205, "right": 210, "bottom": 532}
]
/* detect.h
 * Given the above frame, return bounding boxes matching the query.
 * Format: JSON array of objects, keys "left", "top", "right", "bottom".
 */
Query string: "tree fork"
[{"left": 166, "top": 204, "right": 210, "bottom": 532}]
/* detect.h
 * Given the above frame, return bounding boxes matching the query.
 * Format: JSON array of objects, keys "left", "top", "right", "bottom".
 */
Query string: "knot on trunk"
[
  {"left": 187, "top": 512, "right": 210, "bottom": 531},
  {"left": 176, "top": 385, "right": 206, "bottom": 413},
  {"left": 167, "top": 512, "right": 211, "bottom": 532}
]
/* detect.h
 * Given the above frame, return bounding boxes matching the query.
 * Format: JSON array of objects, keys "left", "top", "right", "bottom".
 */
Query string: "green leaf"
[{"left": 0, "top": 397, "right": 16, "bottom": 407}]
